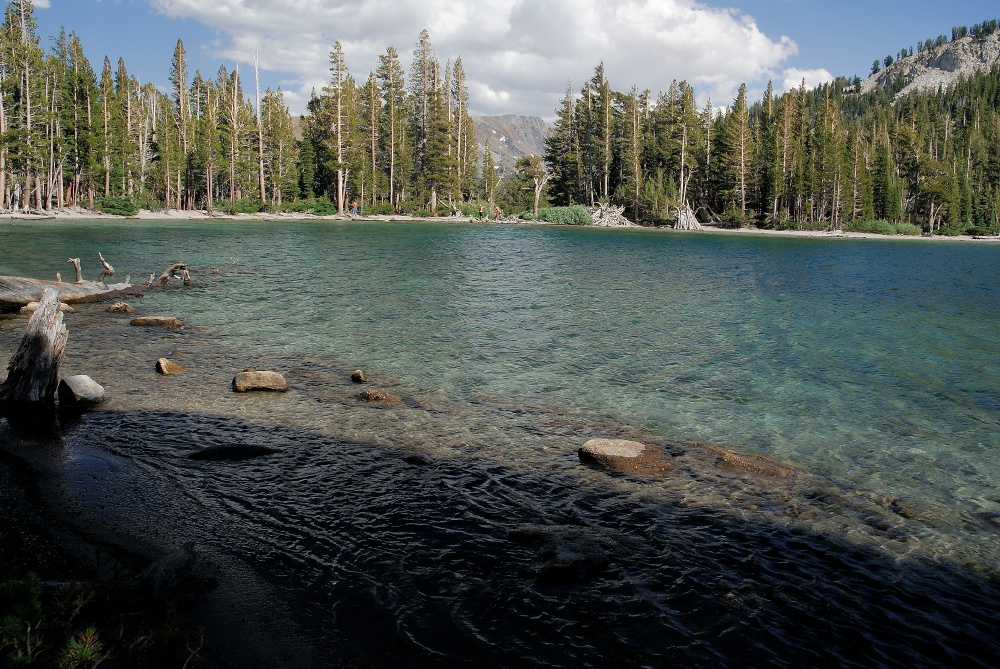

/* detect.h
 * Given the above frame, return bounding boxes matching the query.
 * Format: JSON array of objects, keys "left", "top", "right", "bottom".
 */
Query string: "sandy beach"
[{"left": 1, "top": 206, "right": 998, "bottom": 242}]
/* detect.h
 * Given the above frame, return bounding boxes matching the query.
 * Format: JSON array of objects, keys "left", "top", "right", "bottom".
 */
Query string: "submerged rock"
[
  {"left": 130, "top": 316, "right": 182, "bottom": 327},
  {"left": 713, "top": 448, "right": 791, "bottom": 478},
  {"left": 57, "top": 375, "right": 105, "bottom": 405},
  {"left": 156, "top": 358, "right": 183, "bottom": 375},
  {"left": 20, "top": 301, "right": 74, "bottom": 314},
  {"left": 350, "top": 369, "right": 367, "bottom": 383},
  {"left": 355, "top": 388, "right": 398, "bottom": 403},
  {"left": 578, "top": 438, "right": 674, "bottom": 475},
  {"left": 106, "top": 301, "right": 134, "bottom": 314},
  {"left": 509, "top": 524, "right": 619, "bottom": 583},
  {"left": 232, "top": 369, "right": 289, "bottom": 392}
]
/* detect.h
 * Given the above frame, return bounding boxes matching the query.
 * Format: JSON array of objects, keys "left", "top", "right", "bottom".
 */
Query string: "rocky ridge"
[
  {"left": 860, "top": 30, "right": 1000, "bottom": 98},
  {"left": 472, "top": 114, "right": 550, "bottom": 168}
]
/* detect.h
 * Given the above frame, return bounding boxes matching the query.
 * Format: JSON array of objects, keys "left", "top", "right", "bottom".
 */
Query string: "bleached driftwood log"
[
  {"left": 0, "top": 276, "right": 141, "bottom": 313},
  {"left": 673, "top": 207, "right": 703, "bottom": 230},
  {"left": 0, "top": 289, "right": 67, "bottom": 402},
  {"left": 590, "top": 203, "right": 634, "bottom": 227}
]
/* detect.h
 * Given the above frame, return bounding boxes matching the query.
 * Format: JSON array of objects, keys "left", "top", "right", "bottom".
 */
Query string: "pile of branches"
[
  {"left": 673, "top": 207, "right": 703, "bottom": 230},
  {"left": 590, "top": 203, "right": 635, "bottom": 227}
]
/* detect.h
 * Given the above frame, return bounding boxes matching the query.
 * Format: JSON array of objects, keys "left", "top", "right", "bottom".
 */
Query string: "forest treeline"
[
  {"left": 545, "top": 19, "right": 1000, "bottom": 234},
  {"left": 3, "top": 0, "right": 1000, "bottom": 233}
]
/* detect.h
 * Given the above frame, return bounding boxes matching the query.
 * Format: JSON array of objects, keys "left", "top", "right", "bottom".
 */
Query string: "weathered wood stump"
[{"left": 0, "top": 289, "right": 67, "bottom": 403}]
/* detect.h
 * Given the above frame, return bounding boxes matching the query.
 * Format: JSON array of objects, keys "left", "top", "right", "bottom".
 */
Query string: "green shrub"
[
  {"left": 534, "top": 205, "right": 592, "bottom": 225},
  {"left": 845, "top": 219, "right": 899, "bottom": 235},
  {"left": 222, "top": 199, "right": 266, "bottom": 215},
  {"left": 412, "top": 209, "right": 433, "bottom": 218},
  {"left": 893, "top": 222, "right": 923, "bottom": 235},
  {"left": 365, "top": 202, "right": 396, "bottom": 216},
  {"left": 310, "top": 198, "right": 336, "bottom": 216},
  {"left": 96, "top": 195, "right": 139, "bottom": 216}
]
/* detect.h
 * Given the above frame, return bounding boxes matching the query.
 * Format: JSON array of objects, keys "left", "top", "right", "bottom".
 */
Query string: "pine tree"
[
  {"left": 377, "top": 46, "right": 407, "bottom": 210},
  {"left": 723, "top": 83, "right": 752, "bottom": 222}
]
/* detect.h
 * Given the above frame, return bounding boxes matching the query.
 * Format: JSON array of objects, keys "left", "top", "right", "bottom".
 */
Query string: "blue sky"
[{"left": 32, "top": 0, "right": 1000, "bottom": 119}]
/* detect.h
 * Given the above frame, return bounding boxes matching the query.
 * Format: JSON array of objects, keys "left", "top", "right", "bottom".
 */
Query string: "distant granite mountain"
[
  {"left": 472, "top": 115, "right": 550, "bottom": 169},
  {"left": 860, "top": 30, "right": 1000, "bottom": 98}
]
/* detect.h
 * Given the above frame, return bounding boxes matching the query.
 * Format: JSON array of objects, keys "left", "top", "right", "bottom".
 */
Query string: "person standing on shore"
[
  {"left": 493, "top": 204, "right": 502, "bottom": 221},
  {"left": 478, "top": 204, "right": 485, "bottom": 219}
]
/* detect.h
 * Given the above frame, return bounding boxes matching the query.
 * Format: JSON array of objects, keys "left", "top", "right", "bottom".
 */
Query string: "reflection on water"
[{"left": 2, "top": 220, "right": 1000, "bottom": 665}]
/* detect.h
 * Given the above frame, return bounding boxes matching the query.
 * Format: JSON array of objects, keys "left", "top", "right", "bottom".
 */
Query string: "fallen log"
[
  {"left": 0, "top": 275, "right": 142, "bottom": 313},
  {"left": 0, "top": 288, "right": 67, "bottom": 403}
]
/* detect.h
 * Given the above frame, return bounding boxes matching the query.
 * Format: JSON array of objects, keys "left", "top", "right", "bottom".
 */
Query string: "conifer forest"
[{"left": 3, "top": 0, "right": 1000, "bottom": 234}]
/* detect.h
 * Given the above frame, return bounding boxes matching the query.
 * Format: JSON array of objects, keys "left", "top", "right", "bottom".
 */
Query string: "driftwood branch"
[
  {"left": 156, "top": 263, "right": 189, "bottom": 286},
  {"left": 67, "top": 257, "right": 82, "bottom": 283},
  {"left": 0, "top": 288, "right": 67, "bottom": 403},
  {"left": 590, "top": 203, "right": 634, "bottom": 227},
  {"left": 97, "top": 251, "right": 115, "bottom": 284}
]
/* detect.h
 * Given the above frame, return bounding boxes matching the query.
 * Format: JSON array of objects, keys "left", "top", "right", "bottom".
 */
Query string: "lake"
[{"left": 1, "top": 219, "right": 999, "bottom": 667}]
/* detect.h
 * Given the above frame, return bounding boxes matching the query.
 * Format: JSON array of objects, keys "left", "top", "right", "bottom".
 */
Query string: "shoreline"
[{"left": 2, "top": 206, "right": 998, "bottom": 242}]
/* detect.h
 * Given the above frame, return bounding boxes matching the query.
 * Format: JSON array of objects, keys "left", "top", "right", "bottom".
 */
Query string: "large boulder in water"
[
  {"left": 156, "top": 358, "right": 183, "bottom": 375},
  {"left": 58, "top": 375, "right": 106, "bottom": 405},
  {"left": 232, "top": 369, "right": 288, "bottom": 392},
  {"left": 578, "top": 438, "right": 674, "bottom": 475}
]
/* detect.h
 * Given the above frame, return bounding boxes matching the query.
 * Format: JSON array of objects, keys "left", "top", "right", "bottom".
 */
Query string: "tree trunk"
[{"left": 0, "top": 288, "right": 67, "bottom": 403}]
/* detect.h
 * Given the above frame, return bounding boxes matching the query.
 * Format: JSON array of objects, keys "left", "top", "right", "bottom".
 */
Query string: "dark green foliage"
[
  {"left": 0, "top": 573, "right": 199, "bottom": 668},
  {"left": 533, "top": 206, "right": 592, "bottom": 225},
  {"left": 845, "top": 220, "right": 922, "bottom": 235},
  {"left": 95, "top": 196, "right": 139, "bottom": 216}
]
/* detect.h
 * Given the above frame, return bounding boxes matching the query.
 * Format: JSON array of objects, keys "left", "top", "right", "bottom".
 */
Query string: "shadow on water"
[{"left": 5, "top": 406, "right": 997, "bottom": 668}]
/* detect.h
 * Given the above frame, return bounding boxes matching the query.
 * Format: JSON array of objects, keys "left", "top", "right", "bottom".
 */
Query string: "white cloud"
[
  {"left": 34, "top": 0, "right": 51, "bottom": 7},
  {"left": 149, "top": 0, "right": 802, "bottom": 118},
  {"left": 781, "top": 67, "right": 835, "bottom": 93}
]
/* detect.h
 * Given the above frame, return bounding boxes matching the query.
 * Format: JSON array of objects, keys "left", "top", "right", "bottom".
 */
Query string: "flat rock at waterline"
[
  {"left": 57, "top": 375, "right": 105, "bottom": 405},
  {"left": 232, "top": 370, "right": 289, "bottom": 392},
  {"left": 578, "top": 438, "right": 674, "bottom": 475},
  {"left": 156, "top": 358, "right": 183, "bottom": 375},
  {"left": 106, "top": 301, "right": 134, "bottom": 314},
  {"left": 20, "top": 301, "right": 74, "bottom": 314},
  {"left": 130, "top": 316, "right": 182, "bottom": 327}
]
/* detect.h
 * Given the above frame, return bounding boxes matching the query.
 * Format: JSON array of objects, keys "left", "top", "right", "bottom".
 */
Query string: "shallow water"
[{"left": 1, "top": 219, "right": 999, "bottom": 666}]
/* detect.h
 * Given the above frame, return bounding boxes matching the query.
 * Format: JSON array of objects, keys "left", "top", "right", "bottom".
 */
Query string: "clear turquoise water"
[
  {"left": 2, "top": 219, "right": 999, "bottom": 666},
  {"left": 4, "top": 219, "right": 997, "bottom": 513}
]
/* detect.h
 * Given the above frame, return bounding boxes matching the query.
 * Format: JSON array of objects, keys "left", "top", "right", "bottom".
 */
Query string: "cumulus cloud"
[
  {"left": 149, "top": 0, "right": 802, "bottom": 118},
  {"left": 781, "top": 67, "right": 835, "bottom": 92}
]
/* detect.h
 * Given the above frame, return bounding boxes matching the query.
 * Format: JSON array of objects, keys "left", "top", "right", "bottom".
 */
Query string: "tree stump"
[{"left": 0, "top": 289, "right": 68, "bottom": 403}]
